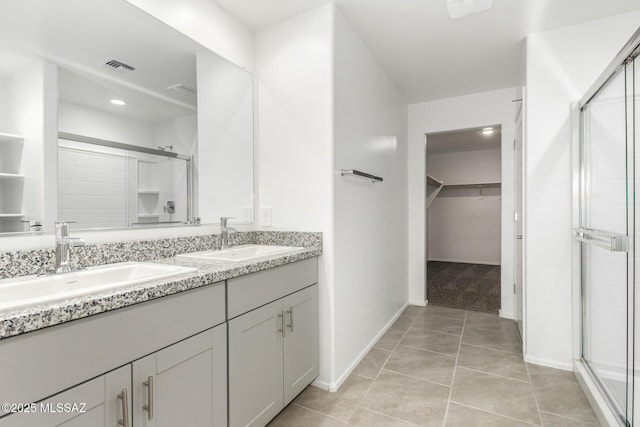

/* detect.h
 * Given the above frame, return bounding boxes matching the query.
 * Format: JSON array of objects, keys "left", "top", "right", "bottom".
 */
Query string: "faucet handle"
[
  {"left": 220, "top": 217, "right": 235, "bottom": 227},
  {"left": 55, "top": 221, "right": 77, "bottom": 238}
]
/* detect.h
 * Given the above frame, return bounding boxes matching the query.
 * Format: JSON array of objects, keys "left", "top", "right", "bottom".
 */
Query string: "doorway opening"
[{"left": 425, "top": 125, "right": 502, "bottom": 313}]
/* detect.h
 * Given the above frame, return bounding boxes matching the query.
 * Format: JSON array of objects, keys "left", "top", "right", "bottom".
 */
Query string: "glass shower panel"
[{"left": 581, "top": 64, "right": 633, "bottom": 421}]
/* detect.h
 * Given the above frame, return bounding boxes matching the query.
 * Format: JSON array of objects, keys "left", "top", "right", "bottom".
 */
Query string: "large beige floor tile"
[
  {"left": 412, "top": 314, "right": 464, "bottom": 336},
  {"left": 445, "top": 403, "right": 536, "bottom": 427},
  {"left": 528, "top": 365, "right": 599, "bottom": 424},
  {"left": 462, "top": 326, "right": 522, "bottom": 354},
  {"left": 451, "top": 367, "right": 539, "bottom": 424},
  {"left": 401, "top": 327, "right": 461, "bottom": 356},
  {"left": 465, "top": 311, "right": 519, "bottom": 333},
  {"left": 423, "top": 305, "right": 467, "bottom": 320},
  {"left": 375, "top": 328, "right": 405, "bottom": 350},
  {"left": 353, "top": 347, "right": 391, "bottom": 379},
  {"left": 268, "top": 404, "right": 347, "bottom": 427},
  {"left": 402, "top": 305, "right": 428, "bottom": 318},
  {"left": 391, "top": 315, "right": 415, "bottom": 332},
  {"left": 348, "top": 407, "right": 417, "bottom": 426},
  {"left": 295, "top": 375, "right": 372, "bottom": 421},
  {"left": 385, "top": 345, "right": 456, "bottom": 385},
  {"left": 360, "top": 370, "right": 449, "bottom": 426},
  {"left": 457, "top": 344, "right": 528, "bottom": 381},
  {"left": 538, "top": 411, "right": 600, "bottom": 426}
]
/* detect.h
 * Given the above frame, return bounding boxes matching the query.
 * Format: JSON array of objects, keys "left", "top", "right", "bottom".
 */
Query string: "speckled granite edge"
[
  {"left": 0, "top": 245, "right": 322, "bottom": 340},
  {"left": 0, "top": 231, "right": 322, "bottom": 280}
]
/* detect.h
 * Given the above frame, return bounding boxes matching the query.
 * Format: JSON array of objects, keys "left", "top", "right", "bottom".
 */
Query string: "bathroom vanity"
[{"left": 0, "top": 235, "right": 321, "bottom": 427}]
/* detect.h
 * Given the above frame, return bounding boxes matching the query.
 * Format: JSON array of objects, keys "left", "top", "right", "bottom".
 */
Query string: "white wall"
[
  {"left": 524, "top": 11, "right": 640, "bottom": 370},
  {"left": 196, "top": 51, "right": 254, "bottom": 224},
  {"left": 124, "top": 0, "right": 254, "bottom": 72},
  {"left": 256, "top": 4, "right": 335, "bottom": 386},
  {"left": 333, "top": 8, "right": 408, "bottom": 384},
  {"left": 428, "top": 148, "right": 501, "bottom": 265},
  {"left": 58, "top": 101, "right": 155, "bottom": 148},
  {"left": 408, "top": 88, "right": 516, "bottom": 314}
]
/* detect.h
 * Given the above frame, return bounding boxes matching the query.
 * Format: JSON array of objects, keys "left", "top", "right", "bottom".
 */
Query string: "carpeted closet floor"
[{"left": 426, "top": 261, "right": 501, "bottom": 314}]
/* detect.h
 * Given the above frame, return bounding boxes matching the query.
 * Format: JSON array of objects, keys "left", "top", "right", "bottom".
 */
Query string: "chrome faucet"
[
  {"left": 54, "top": 222, "right": 86, "bottom": 273},
  {"left": 220, "top": 217, "right": 236, "bottom": 250}
]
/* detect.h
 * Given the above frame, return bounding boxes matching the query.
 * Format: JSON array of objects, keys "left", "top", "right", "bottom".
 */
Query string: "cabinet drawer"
[{"left": 227, "top": 257, "right": 318, "bottom": 319}]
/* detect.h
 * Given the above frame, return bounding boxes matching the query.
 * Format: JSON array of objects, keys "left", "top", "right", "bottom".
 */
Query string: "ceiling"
[
  {"left": 0, "top": 0, "right": 200, "bottom": 122},
  {"left": 427, "top": 126, "right": 501, "bottom": 154},
  {"left": 212, "top": 0, "right": 640, "bottom": 102}
]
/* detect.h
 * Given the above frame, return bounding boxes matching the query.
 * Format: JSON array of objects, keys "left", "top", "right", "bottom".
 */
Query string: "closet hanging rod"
[{"left": 340, "top": 169, "right": 383, "bottom": 183}]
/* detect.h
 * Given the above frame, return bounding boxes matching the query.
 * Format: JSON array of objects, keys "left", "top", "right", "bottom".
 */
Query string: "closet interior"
[{"left": 426, "top": 126, "right": 502, "bottom": 313}]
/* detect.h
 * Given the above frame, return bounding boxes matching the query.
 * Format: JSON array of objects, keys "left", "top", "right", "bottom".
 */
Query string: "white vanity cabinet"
[
  {"left": 0, "top": 365, "right": 131, "bottom": 427},
  {"left": 227, "top": 258, "right": 319, "bottom": 427},
  {"left": 133, "top": 326, "right": 227, "bottom": 427},
  {"left": 0, "top": 282, "right": 227, "bottom": 427}
]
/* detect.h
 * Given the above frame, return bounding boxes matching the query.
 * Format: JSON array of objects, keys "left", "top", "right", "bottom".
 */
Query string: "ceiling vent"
[
  {"left": 166, "top": 83, "right": 195, "bottom": 96},
  {"left": 103, "top": 59, "right": 135, "bottom": 74}
]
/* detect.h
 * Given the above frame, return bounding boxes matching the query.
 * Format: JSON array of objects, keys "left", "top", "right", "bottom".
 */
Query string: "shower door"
[{"left": 578, "top": 59, "right": 634, "bottom": 425}]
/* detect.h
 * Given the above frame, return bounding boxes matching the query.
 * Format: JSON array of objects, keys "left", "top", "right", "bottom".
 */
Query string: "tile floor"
[
  {"left": 427, "top": 262, "right": 501, "bottom": 314},
  {"left": 268, "top": 305, "right": 600, "bottom": 427}
]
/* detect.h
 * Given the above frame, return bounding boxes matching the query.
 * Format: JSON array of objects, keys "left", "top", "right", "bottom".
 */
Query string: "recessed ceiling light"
[
  {"left": 110, "top": 99, "right": 126, "bottom": 106},
  {"left": 482, "top": 127, "right": 494, "bottom": 135},
  {"left": 447, "top": 0, "right": 493, "bottom": 19}
]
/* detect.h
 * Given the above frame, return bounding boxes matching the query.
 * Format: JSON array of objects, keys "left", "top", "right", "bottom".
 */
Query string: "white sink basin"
[
  {"left": 0, "top": 262, "right": 197, "bottom": 314},
  {"left": 177, "top": 245, "right": 300, "bottom": 263}
]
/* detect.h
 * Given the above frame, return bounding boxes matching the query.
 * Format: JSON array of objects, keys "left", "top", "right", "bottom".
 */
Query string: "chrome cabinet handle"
[
  {"left": 143, "top": 376, "right": 154, "bottom": 420},
  {"left": 118, "top": 389, "right": 129, "bottom": 427},
  {"left": 277, "top": 313, "right": 285, "bottom": 337},
  {"left": 286, "top": 307, "right": 294, "bottom": 332}
]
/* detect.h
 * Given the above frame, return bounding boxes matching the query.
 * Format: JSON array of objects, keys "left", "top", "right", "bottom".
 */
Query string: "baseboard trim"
[
  {"left": 409, "top": 300, "right": 427, "bottom": 306},
  {"left": 498, "top": 310, "right": 514, "bottom": 319},
  {"left": 573, "top": 360, "right": 621, "bottom": 427},
  {"left": 310, "top": 379, "right": 330, "bottom": 391},
  {"left": 524, "top": 354, "right": 573, "bottom": 371},
  {"left": 327, "top": 302, "right": 409, "bottom": 392}
]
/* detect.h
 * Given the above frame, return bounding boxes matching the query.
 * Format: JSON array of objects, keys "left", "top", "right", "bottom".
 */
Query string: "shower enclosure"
[{"left": 575, "top": 29, "right": 640, "bottom": 426}]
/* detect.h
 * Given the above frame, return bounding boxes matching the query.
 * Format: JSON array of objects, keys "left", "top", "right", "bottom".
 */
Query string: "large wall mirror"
[{"left": 0, "top": 0, "right": 254, "bottom": 234}]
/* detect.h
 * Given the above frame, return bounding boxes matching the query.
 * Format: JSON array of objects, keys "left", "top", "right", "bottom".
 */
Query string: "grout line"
[
  {"left": 524, "top": 353, "right": 544, "bottom": 426},
  {"left": 359, "top": 407, "right": 424, "bottom": 426},
  {"left": 394, "top": 343, "right": 458, "bottom": 359},
  {"left": 453, "top": 366, "right": 531, "bottom": 384},
  {"left": 380, "top": 367, "right": 454, "bottom": 389},
  {"left": 346, "top": 311, "right": 416, "bottom": 424},
  {"left": 458, "top": 341, "right": 523, "bottom": 356},
  {"left": 538, "top": 410, "right": 597, "bottom": 425},
  {"left": 449, "top": 401, "right": 539, "bottom": 426},
  {"left": 409, "top": 324, "right": 463, "bottom": 337},
  {"left": 442, "top": 309, "right": 466, "bottom": 427},
  {"left": 290, "top": 403, "right": 348, "bottom": 424}
]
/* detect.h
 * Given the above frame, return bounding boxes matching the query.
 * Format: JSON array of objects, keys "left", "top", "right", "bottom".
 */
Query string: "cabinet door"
[
  {"left": 283, "top": 285, "right": 319, "bottom": 404},
  {"left": 0, "top": 365, "right": 131, "bottom": 427},
  {"left": 228, "top": 300, "right": 284, "bottom": 427},
  {"left": 133, "top": 325, "right": 227, "bottom": 427}
]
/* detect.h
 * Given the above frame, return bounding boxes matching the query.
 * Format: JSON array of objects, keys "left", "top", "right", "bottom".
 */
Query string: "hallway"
[{"left": 269, "top": 305, "right": 599, "bottom": 426}]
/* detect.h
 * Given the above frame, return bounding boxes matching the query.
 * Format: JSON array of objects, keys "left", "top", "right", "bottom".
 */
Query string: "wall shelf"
[
  {"left": 137, "top": 214, "right": 160, "bottom": 218},
  {"left": 0, "top": 132, "right": 24, "bottom": 144},
  {"left": 138, "top": 190, "right": 160, "bottom": 195},
  {"left": 426, "top": 174, "right": 444, "bottom": 209},
  {"left": 0, "top": 173, "right": 25, "bottom": 180},
  {"left": 0, "top": 213, "right": 24, "bottom": 218},
  {"left": 426, "top": 174, "right": 444, "bottom": 187}
]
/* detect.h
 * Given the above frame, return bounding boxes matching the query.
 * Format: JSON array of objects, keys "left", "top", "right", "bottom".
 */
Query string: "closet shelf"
[
  {"left": 137, "top": 214, "right": 160, "bottom": 218},
  {"left": 0, "top": 214, "right": 24, "bottom": 218},
  {"left": 443, "top": 182, "right": 501, "bottom": 189},
  {"left": 138, "top": 190, "right": 160, "bottom": 195},
  {"left": 426, "top": 174, "right": 444, "bottom": 187}
]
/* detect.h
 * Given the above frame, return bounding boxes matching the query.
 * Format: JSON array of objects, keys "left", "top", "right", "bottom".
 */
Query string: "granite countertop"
[{"left": 0, "top": 245, "right": 321, "bottom": 340}]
